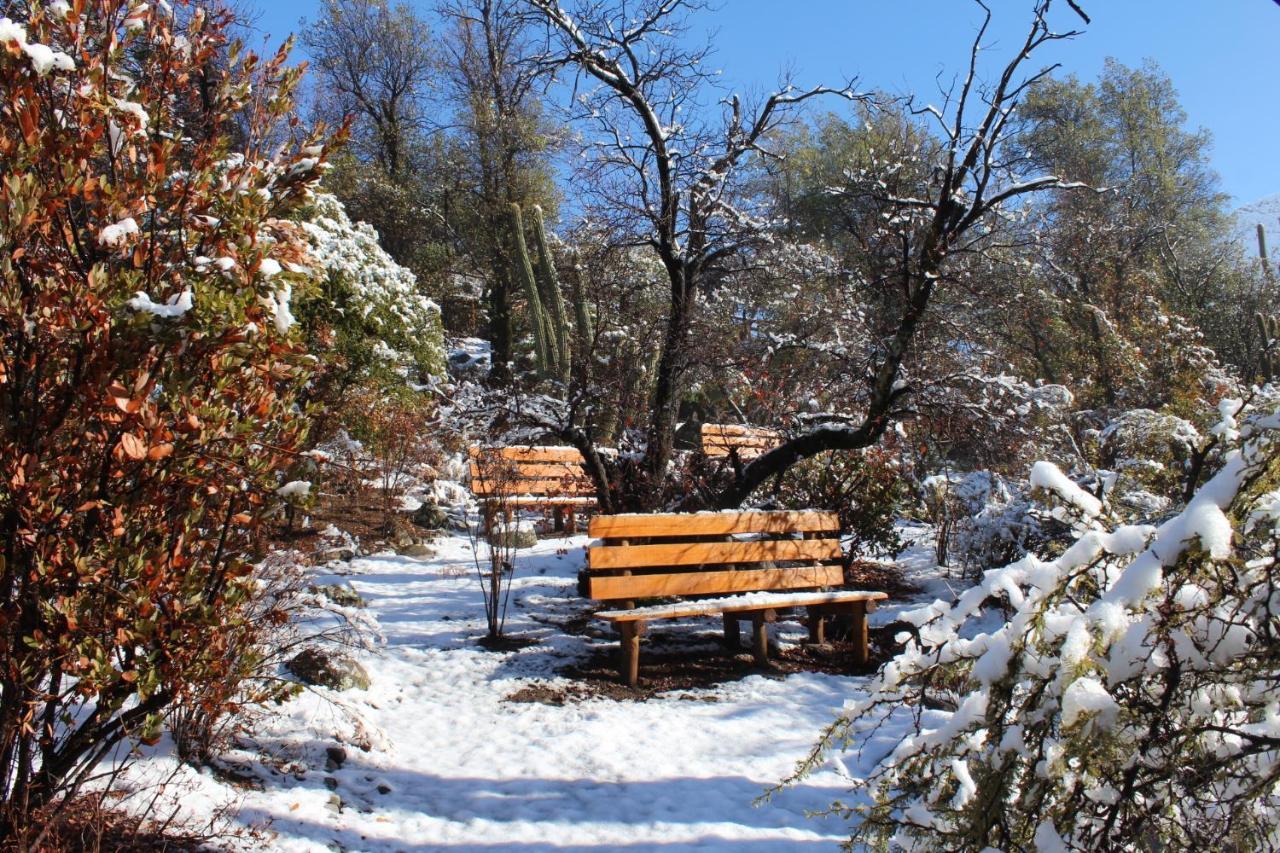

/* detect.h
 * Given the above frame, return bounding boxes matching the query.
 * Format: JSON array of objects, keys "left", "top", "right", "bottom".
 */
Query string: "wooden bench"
[
  {"left": 469, "top": 446, "right": 596, "bottom": 535},
  {"left": 701, "top": 423, "right": 781, "bottom": 459},
  {"left": 584, "top": 510, "right": 887, "bottom": 685}
]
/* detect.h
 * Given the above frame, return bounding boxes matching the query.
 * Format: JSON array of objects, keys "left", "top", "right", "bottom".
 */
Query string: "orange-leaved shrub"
[{"left": 0, "top": 0, "right": 338, "bottom": 837}]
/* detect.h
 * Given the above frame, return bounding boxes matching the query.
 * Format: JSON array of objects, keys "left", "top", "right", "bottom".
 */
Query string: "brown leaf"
[
  {"left": 147, "top": 442, "right": 173, "bottom": 460},
  {"left": 107, "top": 383, "right": 140, "bottom": 413},
  {"left": 119, "top": 432, "right": 146, "bottom": 460}
]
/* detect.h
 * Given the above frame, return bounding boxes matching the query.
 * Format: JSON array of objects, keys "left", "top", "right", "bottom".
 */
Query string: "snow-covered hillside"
[{"left": 1234, "top": 192, "right": 1280, "bottom": 255}]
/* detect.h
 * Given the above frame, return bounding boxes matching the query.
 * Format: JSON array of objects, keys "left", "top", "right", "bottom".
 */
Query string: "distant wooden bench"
[
  {"left": 584, "top": 510, "right": 887, "bottom": 685},
  {"left": 701, "top": 423, "right": 781, "bottom": 459},
  {"left": 469, "top": 446, "right": 596, "bottom": 535}
]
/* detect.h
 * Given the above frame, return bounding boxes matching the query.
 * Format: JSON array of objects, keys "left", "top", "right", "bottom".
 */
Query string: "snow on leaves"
[{"left": 786, "top": 394, "right": 1280, "bottom": 851}]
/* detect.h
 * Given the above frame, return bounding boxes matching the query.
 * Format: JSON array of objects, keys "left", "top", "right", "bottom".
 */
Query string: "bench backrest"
[
  {"left": 701, "top": 423, "right": 781, "bottom": 459},
  {"left": 469, "top": 446, "right": 594, "bottom": 498},
  {"left": 585, "top": 510, "right": 843, "bottom": 601}
]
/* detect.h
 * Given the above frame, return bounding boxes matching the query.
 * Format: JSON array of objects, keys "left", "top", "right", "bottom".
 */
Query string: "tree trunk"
[{"left": 636, "top": 273, "right": 695, "bottom": 510}]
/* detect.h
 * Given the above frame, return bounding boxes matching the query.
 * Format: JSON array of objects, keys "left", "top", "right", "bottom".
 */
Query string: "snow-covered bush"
[
  {"left": 1091, "top": 408, "right": 1202, "bottom": 520},
  {"left": 923, "top": 471, "right": 1051, "bottom": 577},
  {"left": 785, "top": 396, "right": 1280, "bottom": 851},
  {"left": 297, "top": 191, "right": 446, "bottom": 386}
]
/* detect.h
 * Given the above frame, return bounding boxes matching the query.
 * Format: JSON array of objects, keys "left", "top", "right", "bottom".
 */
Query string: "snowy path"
[{"left": 125, "top": 531, "right": 936, "bottom": 850}]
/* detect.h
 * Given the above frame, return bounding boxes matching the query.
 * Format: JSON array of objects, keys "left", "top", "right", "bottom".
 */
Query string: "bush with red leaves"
[{"left": 0, "top": 0, "right": 338, "bottom": 838}]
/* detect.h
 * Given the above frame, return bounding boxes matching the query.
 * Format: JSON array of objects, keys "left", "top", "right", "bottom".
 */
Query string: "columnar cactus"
[
  {"left": 507, "top": 203, "right": 551, "bottom": 375},
  {"left": 529, "top": 204, "right": 571, "bottom": 382},
  {"left": 1259, "top": 224, "right": 1276, "bottom": 287}
]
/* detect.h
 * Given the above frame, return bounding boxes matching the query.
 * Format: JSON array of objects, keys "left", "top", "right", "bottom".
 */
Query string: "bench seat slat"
[
  {"left": 502, "top": 496, "right": 597, "bottom": 506},
  {"left": 588, "top": 538, "right": 841, "bottom": 570},
  {"left": 597, "top": 589, "right": 887, "bottom": 622},
  {"left": 587, "top": 564, "right": 843, "bottom": 600},
  {"left": 469, "top": 446, "right": 585, "bottom": 463},
  {"left": 701, "top": 424, "right": 781, "bottom": 438},
  {"left": 469, "top": 461, "right": 588, "bottom": 479},
  {"left": 588, "top": 510, "right": 837, "bottom": 539},
  {"left": 472, "top": 478, "right": 594, "bottom": 496}
]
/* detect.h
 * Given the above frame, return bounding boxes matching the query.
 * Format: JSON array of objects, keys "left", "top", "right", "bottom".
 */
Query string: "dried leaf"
[{"left": 120, "top": 432, "right": 146, "bottom": 460}]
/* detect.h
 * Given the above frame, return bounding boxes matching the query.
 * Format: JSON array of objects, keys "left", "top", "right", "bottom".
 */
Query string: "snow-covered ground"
[{"left": 114, "top": 525, "right": 952, "bottom": 851}]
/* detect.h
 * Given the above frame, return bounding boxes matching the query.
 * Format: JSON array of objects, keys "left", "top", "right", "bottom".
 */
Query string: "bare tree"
[
  {"left": 526, "top": 0, "right": 860, "bottom": 510},
  {"left": 711, "top": 0, "right": 1094, "bottom": 508},
  {"left": 302, "top": 0, "right": 435, "bottom": 177},
  {"left": 439, "top": 0, "right": 558, "bottom": 384}
]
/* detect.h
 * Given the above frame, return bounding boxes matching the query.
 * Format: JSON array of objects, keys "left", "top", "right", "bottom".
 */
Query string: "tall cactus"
[
  {"left": 1258, "top": 312, "right": 1279, "bottom": 383},
  {"left": 507, "top": 203, "right": 551, "bottom": 376},
  {"left": 1259, "top": 224, "right": 1276, "bottom": 287},
  {"left": 529, "top": 205, "right": 571, "bottom": 382}
]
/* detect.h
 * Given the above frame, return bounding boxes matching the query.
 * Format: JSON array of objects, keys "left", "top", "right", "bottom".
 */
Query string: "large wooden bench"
[
  {"left": 584, "top": 510, "right": 887, "bottom": 685},
  {"left": 701, "top": 423, "right": 781, "bottom": 459},
  {"left": 469, "top": 446, "right": 596, "bottom": 534}
]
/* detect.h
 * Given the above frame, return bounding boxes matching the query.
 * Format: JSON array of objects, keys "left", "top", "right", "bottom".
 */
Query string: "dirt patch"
[
  {"left": 847, "top": 559, "right": 922, "bottom": 599},
  {"left": 503, "top": 681, "right": 600, "bottom": 705},
  {"left": 476, "top": 634, "right": 540, "bottom": 652},
  {"left": 261, "top": 486, "right": 419, "bottom": 561},
  {"left": 552, "top": 627, "right": 892, "bottom": 701}
]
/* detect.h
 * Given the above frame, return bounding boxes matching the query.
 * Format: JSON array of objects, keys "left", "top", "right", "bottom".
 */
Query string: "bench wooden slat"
[
  {"left": 468, "top": 446, "right": 586, "bottom": 463},
  {"left": 701, "top": 424, "right": 781, "bottom": 458},
  {"left": 588, "top": 538, "right": 842, "bottom": 571},
  {"left": 469, "top": 461, "right": 587, "bottom": 478},
  {"left": 587, "top": 565, "right": 844, "bottom": 601},
  {"left": 472, "top": 479, "right": 594, "bottom": 496},
  {"left": 503, "top": 496, "right": 596, "bottom": 506},
  {"left": 588, "top": 510, "right": 837, "bottom": 539},
  {"left": 702, "top": 424, "right": 781, "bottom": 437}
]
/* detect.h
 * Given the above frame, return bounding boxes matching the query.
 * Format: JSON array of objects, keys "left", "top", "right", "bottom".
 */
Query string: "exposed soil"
[
  {"left": 476, "top": 634, "right": 541, "bottom": 652},
  {"left": 555, "top": 630, "right": 888, "bottom": 701},
  {"left": 847, "top": 558, "right": 922, "bottom": 599}
]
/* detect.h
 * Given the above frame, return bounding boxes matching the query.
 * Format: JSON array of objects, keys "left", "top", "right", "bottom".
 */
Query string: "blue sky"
[{"left": 244, "top": 1, "right": 1279, "bottom": 206}]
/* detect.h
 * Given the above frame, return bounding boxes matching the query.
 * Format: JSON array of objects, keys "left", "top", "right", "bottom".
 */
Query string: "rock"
[
  {"left": 285, "top": 648, "right": 371, "bottom": 691},
  {"left": 325, "top": 746, "right": 347, "bottom": 771},
  {"left": 316, "top": 547, "right": 355, "bottom": 564},
  {"left": 376, "top": 784, "right": 392, "bottom": 795},
  {"left": 411, "top": 501, "right": 450, "bottom": 530},
  {"left": 311, "top": 583, "right": 366, "bottom": 609},
  {"left": 489, "top": 522, "right": 538, "bottom": 550},
  {"left": 324, "top": 776, "right": 339, "bottom": 791},
  {"left": 397, "top": 542, "right": 437, "bottom": 558}
]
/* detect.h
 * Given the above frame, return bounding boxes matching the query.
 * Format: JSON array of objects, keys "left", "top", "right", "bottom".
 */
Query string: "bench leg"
[
  {"left": 723, "top": 614, "right": 741, "bottom": 650},
  {"left": 751, "top": 614, "right": 769, "bottom": 665},
  {"left": 806, "top": 605, "right": 825, "bottom": 645},
  {"left": 618, "top": 621, "right": 644, "bottom": 687},
  {"left": 553, "top": 505, "right": 566, "bottom": 533},
  {"left": 482, "top": 502, "right": 496, "bottom": 537},
  {"left": 851, "top": 601, "right": 870, "bottom": 666}
]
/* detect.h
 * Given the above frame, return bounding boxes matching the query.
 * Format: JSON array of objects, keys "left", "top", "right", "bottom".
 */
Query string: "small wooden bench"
[
  {"left": 469, "top": 446, "right": 596, "bottom": 535},
  {"left": 701, "top": 423, "right": 781, "bottom": 459},
  {"left": 584, "top": 510, "right": 887, "bottom": 685}
]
